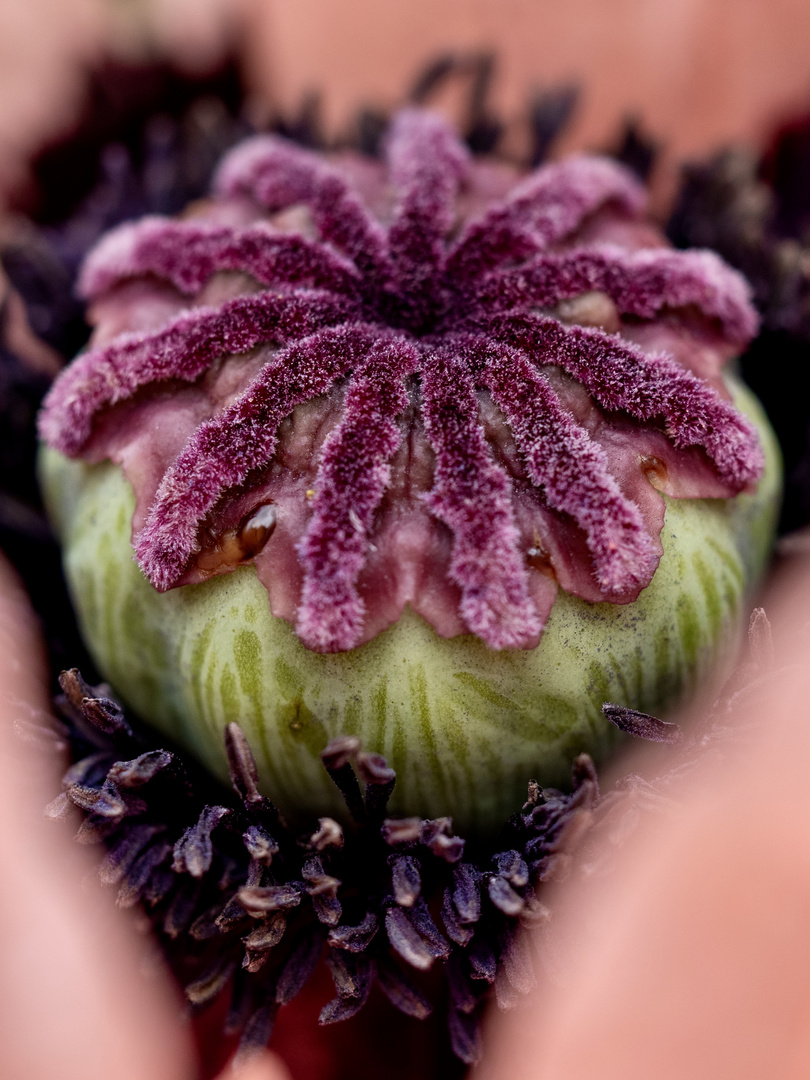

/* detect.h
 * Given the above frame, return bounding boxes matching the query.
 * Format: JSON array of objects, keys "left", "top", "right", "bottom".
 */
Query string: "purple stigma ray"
[
  {"left": 476, "top": 340, "right": 659, "bottom": 598},
  {"left": 42, "top": 108, "right": 766, "bottom": 653},
  {"left": 39, "top": 291, "right": 354, "bottom": 456},
  {"left": 134, "top": 324, "right": 378, "bottom": 590},
  {"left": 470, "top": 246, "right": 758, "bottom": 346},
  {"left": 486, "top": 311, "right": 765, "bottom": 491},
  {"left": 421, "top": 351, "right": 543, "bottom": 650},
  {"left": 213, "top": 135, "right": 393, "bottom": 288},
  {"left": 384, "top": 109, "right": 470, "bottom": 328},
  {"left": 446, "top": 155, "right": 646, "bottom": 283},
  {"left": 296, "top": 339, "right": 419, "bottom": 652},
  {"left": 78, "top": 218, "right": 361, "bottom": 301}
]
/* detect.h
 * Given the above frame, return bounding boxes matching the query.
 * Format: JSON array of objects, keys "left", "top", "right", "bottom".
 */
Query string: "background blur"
[
  {"left": 4, "top": 0, "right": 810, "bottom": 211},
  {"left": 3, "top": 6, "right": 810, "bottom": 1079}
]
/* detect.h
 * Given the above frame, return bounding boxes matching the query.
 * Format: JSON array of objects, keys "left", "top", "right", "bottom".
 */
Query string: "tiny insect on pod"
[{"left": 39, "top": 108, "right": 780, "bottom": 832}]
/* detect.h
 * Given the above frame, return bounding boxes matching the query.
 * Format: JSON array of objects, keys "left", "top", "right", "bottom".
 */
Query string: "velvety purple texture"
[
  {"left": 296, "top": 337, "right": 419, "bottom": 651},
  {"left": 78, "top": 220, "right": 362, "bottom": 300},
  {"left": 38, "top": 292, "right": 356, "bottom": 455},
  {"left": 471, "top": 246, "right": 757, "bottom": 347},
  {"left": 40, "top": 108, "right": 764, "bottom": 653},
  {"left": 421, "top": 348, "right": 543, "bottom": 649},
  {"left": 215, "top": 131, "right": 392, "bottom": 290}
]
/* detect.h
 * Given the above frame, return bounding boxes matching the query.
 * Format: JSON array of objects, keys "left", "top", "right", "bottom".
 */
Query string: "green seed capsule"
[{"left": 39, "top": 376, "right": 781, "bottom": 833}]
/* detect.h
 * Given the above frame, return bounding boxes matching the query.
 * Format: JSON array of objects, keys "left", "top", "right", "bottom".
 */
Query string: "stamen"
[{"left": 48, "top": 663, "right": 757, "bottom": 1066}]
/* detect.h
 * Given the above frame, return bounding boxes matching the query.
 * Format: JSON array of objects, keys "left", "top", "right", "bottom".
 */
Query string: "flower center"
[{"left": 39, "top": 109, "right": 764, "bottom": 654}]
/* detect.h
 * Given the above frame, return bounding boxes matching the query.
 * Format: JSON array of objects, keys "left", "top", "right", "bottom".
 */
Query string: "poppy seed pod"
[{"left": 39, "top": 109, "right": 781, "bottom": 831}]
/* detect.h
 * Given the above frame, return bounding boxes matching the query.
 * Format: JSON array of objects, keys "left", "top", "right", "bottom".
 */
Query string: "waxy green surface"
[{"left": 41, "top": 378, "right": 781, "bottom": 832}]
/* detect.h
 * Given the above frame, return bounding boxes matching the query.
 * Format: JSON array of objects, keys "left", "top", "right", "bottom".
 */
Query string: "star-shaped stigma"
[{"left": 40, "top": 109, "right": 764, "bottom": 653}]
